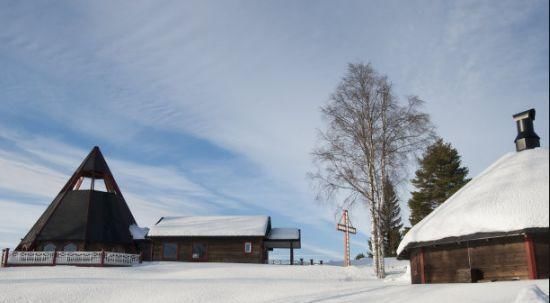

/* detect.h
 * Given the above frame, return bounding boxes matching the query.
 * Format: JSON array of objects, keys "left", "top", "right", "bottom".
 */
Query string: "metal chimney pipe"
[{"left": 513, "top": 108, "right": 540, "bottom": 152}]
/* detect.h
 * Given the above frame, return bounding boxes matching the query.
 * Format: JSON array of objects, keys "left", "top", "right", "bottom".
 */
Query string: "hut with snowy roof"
[
  {"left": 397, "top": 109, "right": 549, "bottom": 283},
  {"left": 147, "top": 216, "right": 301, "bottom": 264},
  {"left": 16, "top": 146, "right": 147, "bottom": 253}
]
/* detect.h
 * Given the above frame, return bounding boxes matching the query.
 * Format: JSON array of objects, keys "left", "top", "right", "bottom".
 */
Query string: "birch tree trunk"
[
  {"left": 377, "top": 85, "right": 390, "bottom": 278},
  {"left": 371, "top": 208, "right": 380, "bottom": 277}
]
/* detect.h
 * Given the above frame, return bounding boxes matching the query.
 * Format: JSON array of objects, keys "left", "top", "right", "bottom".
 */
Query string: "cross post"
[{"left": 336, "top": 210, "right": 356, "bottom": 267}]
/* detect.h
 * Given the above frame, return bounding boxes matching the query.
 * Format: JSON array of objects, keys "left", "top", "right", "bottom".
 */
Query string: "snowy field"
[{"left": 0, "top": 260, "right": 548, "bottom": 303}]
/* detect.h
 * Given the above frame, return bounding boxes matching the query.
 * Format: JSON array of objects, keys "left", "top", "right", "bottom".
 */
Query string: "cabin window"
[
  {"left": 43, "top": 243, "right": 56, "bottom": 251},
  {"left": 244, "top": 242, "right": 252, "bottom": 254},
  {"left": 63, "top": 243, "right": 77, "bottom": 251},
  {"left": 162, "top": 243, "right": 177, "bottom": 260},
  {"left": 192, "top": 243, "right": 207, "bottom": 260}
]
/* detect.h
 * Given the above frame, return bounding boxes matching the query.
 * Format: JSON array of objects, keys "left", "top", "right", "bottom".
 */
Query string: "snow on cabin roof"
[
  {"left": 129, "top": 224, "right": 149, "bottom": 240},
  {"left": 148, "top": 216, "right": 270, "bottom": 237},
  {"left": 397, "top": 148, "right": 549, "bottom": 257},
  {"left": 267, "top": 228, "right": 300, "bottom": 240}
]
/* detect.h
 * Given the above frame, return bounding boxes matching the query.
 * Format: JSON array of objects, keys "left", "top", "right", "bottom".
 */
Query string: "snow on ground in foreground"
[
  {"left": 514, "top": 285, "right": 550, "bottom": 303},
  {"left": 326, "top": 257, "right": 407, "bottom": 269},
  {"left": 0, "top": 260, "right": 548, "bottom": 303}
]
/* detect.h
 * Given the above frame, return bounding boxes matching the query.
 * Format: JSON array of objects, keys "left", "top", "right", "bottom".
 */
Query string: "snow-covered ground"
[{"left": 0, "top": 260, "right": 548, "bottom": 303}]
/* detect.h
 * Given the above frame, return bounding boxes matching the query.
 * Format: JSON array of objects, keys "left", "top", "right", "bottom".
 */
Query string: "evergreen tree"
[
  {"left": 368, "top": 178, "right": 404, "bottom": 257},
  {"left": 355, "top": 253, "right": 366, "bottom": 260},
  {"left": 408, "top": 138, "right": 470, "bottom": 226},
  {"left": 380, "top": 178, "right": 403, "bottom": 257}
]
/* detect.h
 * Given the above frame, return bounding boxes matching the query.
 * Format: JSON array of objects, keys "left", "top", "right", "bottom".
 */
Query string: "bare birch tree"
[{"left": 310, "top": 63, "right": 434, "bottom": 278}]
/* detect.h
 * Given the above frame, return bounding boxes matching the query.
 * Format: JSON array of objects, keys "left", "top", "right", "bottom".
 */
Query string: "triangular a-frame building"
[{"left": 17, "top": 146, "right": 140, "bottom": 253}]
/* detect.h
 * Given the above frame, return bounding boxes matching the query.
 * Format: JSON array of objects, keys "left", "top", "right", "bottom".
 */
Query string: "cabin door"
[{"left": 191, "top": 243, "right": 208, "bottom": 262}]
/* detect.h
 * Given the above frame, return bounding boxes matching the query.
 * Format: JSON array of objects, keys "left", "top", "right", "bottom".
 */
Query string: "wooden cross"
[{"left": 337, "top": 209, "right": 356, "bottom": 267}]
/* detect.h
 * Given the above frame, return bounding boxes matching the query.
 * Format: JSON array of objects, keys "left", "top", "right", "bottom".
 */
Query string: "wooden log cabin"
[
  {"left": 397, "top": 109, "right": 549, "bottom": 283},
  {"left": 147, "top": 216, "right": 301, "bottom": 263},
  {"left": 15, "top": 146, "right": 149, "bottom": 254}
]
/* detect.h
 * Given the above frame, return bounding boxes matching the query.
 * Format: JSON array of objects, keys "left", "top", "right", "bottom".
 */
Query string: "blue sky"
[{"left": 0, "top": 0, "right": 548, "bottom": 260}]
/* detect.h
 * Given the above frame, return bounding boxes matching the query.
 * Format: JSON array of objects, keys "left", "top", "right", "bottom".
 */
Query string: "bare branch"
[{"left": 309, "top": 62, "right": 435, "bottom": 278}]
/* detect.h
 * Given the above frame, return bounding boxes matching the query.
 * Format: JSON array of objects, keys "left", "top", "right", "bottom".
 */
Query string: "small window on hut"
[
  {"left": 162, "top": 243, "right": 177, "bottom": 260},
  {"left": 63, "top": 243, "right": 77, "bottom": 251},
  {"left": 244, "top": 242, "right": 252, "bottom": 254},
  {"left": 192, "top": 243, "right": 207, "bottom": 260},
  {"left": 43, "top": 243, "right": 56, "bottom": 251}
]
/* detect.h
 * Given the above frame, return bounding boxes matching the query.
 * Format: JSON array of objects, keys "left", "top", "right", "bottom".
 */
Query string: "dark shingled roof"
[{"left": 17, "top": 146, "right": 137, "bottom": 250}]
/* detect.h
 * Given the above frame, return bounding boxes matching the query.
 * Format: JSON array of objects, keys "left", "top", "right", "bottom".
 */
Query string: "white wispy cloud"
[
  {"left": 0, "top": 125, "right": 339, "bottom": 255},
  {"left": 0, "top": 150, "right": 67, "bottom": 199},
  {"left": 0, "top": 199, "right": 44, "bottom": 248}
]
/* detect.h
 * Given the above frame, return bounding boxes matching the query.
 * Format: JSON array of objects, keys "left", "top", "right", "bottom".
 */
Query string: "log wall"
[
  {"left": 150, "top": 237, "right": 266, "bottom": 263},
  {"left": 409, "top": 233, "right": 548, "bottom": 284},
  {"left": 468, "top": 237, "right": 528, "bottom": 281},
  {"left": 409, "top": 249, "right": 423, "bottom": 284},
  {"left": 424, "top": 243, "right": 470, "bottom": 283},
  {"left": 534, "top": 234, "right": 549, "bottom": 279}
]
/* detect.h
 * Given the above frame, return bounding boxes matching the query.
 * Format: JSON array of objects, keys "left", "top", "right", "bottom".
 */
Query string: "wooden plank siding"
[
  {"left": 409, "top": 249, "right": 423, "bottom": 284},
  {"left": 151, "top": 237, "right": 266, "bottom": 264},
  {"left": 469, "top": 236, "right": 529, "bottom": 281},
  {"left": 423, "top": 243, "right": 470, "bottom": 283},
  {"left": 409, "top": 235, "right": 546, "bottom": 284},
  {"left": 533, "top": 234, "right": 549, "bottom": 279}
]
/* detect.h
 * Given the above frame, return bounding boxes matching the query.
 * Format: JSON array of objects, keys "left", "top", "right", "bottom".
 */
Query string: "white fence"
[
  {"left": 104, "top": 252, "right": 140, "bottom": 266},
  {"left": 5, "top": 251, "right": 55, "bottom": 265},
  {"left": 269, "top": 259, "right": 324, "bottom": 265},
  {"left": 56, "top": 251, "right": 102, "bottom": 265},
  {"left": 1, "top": 249, "right": 140, "bottom": 267}
]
